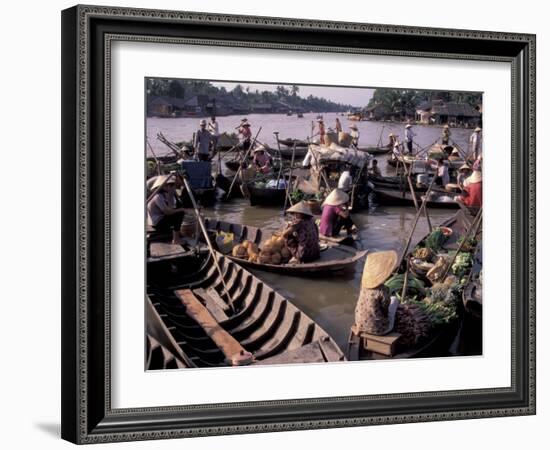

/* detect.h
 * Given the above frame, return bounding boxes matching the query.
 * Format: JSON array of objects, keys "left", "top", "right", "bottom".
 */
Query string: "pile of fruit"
[{"left": 231, "top": 234, "right": 291, "bottom": 265}]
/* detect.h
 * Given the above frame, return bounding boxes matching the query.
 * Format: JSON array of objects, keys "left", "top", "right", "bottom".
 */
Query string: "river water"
[{"left": 147, "top": 113, "right": 474, "bottom": 353}]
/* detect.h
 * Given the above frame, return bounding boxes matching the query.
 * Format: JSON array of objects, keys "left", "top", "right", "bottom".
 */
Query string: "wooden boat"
[
  {"left": 373, "top": 187, "right": 460, "bottom": 209},
  {"left": 277, "top": 138, "right": 309, "bottom": 148},
  {"left": 146, "top": 249, "right": 346, "bottom": 368},
  {"left": 277, "top": 146, "right": 309, "bottom": 159},
  {"left": 347, "top": 210, "right": 477, "bottom": 360},
  {"left": 203, "top": 219, "right": 368, "bottom": 275},
  {"left": 357, "top": 145, "right": 391, "bottom": 155},
  {"left": 246, "top": 181, "right": 288, "bottom": 206}
]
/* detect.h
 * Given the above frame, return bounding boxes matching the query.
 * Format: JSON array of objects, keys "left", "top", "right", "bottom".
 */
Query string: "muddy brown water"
[{"left": 148, "top": 114, "right": 472, "bottom": 352}]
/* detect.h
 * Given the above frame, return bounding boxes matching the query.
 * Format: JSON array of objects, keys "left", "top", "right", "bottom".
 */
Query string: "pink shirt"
[{"left": 319, "top": 204, "right": 343, "bottom": 236}]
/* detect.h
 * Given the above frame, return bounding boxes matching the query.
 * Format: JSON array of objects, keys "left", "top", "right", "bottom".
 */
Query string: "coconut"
[
  {"left": 241, "top": 240, "right": 251, "bottom": 249},
  {"left": 249, "top": 253, "right": 259, "bottom": 263},
  {"left": 280, "top": 247, "right": 291, "bottom": 260},
  {"left": 271, "top": 253, "right": 282, "bottom": 265},
  {"left": 248, "top": 243, "right": 259, "bottom": 254},
  {"left": 261, "top": 240, "right": 273, "bottom": 252},
  {"left": 259, "top": 254, "right": 271, "bottom": 264},
  {"left": 232, "top": 244, "right": 243, "bottom": 257}
]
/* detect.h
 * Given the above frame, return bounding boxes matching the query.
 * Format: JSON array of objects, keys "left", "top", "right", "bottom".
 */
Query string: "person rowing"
[{"left": 252, "top": 145, "right": 272, "bottom": 174}]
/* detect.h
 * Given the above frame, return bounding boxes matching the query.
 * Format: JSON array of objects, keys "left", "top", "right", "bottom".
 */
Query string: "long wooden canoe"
[
  {"left": 373, "top": 186, "right": 460, "bottom": 209},
  {"left": 204, "top": 219, "right": 368, "bottom": 275},
  {"left": 357, "top": 145, "right": 391, "bottom": 155},
  {"left": 277, "top": 138, "right": 309, "bottom": 148},
  {"left": 146, "top": 250, "right": 346, "bottom": 368}
]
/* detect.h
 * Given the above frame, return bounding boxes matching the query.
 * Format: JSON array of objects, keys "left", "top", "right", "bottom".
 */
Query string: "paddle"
[
  {"left": 180, "top": 174, "right": 235, "bottom": 312},
  {"left": 225, "top": 126, "right": 262, "bottom": 199}
]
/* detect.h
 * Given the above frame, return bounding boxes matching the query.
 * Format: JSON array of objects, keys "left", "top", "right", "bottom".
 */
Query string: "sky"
[{"left": 212, "top": 81, "right": 375, "bottom": 108}]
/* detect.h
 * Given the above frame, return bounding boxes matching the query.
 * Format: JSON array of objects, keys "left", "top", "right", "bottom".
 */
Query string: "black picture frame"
[{"left": 61, "top": 4, "right": 536, "bottom": 444}]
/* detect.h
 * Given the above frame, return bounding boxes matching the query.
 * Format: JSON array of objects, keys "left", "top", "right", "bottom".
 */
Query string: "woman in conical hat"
[
  {"left": 456, "top": 170, "right": 482, "bottom": 208},
  {"left": 146, "top": 174, "right": 186, "bottom": 244},
  {"left": 456, "top": 163, "right": 472, "bottom": 189},
  {"left": 282, "top": 201, "right": 319, "bottom": 263},
  {"left": 319, "top": 189, "right": 356, "bottom": 238},
  {"left": 354, "top": 250, "right": 399, "bottom": 336}
]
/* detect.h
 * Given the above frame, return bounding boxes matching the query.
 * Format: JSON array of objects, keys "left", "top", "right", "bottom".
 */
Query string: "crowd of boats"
[{"left": 145, "top": 117, "right": 483, "bottom": 370}]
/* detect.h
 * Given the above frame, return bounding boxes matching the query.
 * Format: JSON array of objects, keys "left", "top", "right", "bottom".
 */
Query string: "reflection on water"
[{"left": 204, "top": 198, "right": 455, "bottom": 352}]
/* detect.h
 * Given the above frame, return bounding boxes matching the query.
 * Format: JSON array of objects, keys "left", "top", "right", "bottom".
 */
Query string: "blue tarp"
[{"left": 180, "top": 161, "right": 213, "bottom": 189}]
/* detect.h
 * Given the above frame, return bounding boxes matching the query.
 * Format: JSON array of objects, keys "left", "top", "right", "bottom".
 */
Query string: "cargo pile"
[{"left": 231, "top": 234, "right": 291, "bottom": 265}]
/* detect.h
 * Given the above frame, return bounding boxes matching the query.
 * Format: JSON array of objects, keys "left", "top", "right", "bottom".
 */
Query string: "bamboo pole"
[
  {"left": 146, "top": 137, "right": 162, "bottom": 176},
  {"left": 181, "top": 175, "right": 235, "bottom": 312},
  {"left": 282, "top": 142, "right": 297, "bottom": 213},
  {"left": 226, "top": 127, "right": 262, "bottom": 199},
  {"left": 441, "top": 206, "right": 483, "bottom": 280},
  {"left": 398, "top": 174, "right": 439, "bottom": 263}
]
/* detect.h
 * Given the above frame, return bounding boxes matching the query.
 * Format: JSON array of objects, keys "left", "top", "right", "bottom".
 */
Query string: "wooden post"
[{"left": 282, "top": 142, "right": 297, "bottom": 213}]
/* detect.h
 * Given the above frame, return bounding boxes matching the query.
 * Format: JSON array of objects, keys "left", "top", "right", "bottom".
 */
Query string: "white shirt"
[
  {"left": 437, "top": 164, "right": 450, "bottom": 186},
  {"left": 207, "top": 120, "right": 219, "bottom": 136},
  {"left": 338, "top": 170, "right": 353, "bottom": 190},
  {"left": 147, "top": 192, "right": 176, "bottom": 226},
  {"left": 469, "top": 131, "right": 482, "bottom": 155},
  {"left": 302, "top": 150, "right": 313, "bottom": 167},
  {"left": 405, "top": 128, "right": 415, "bottom": 143}
]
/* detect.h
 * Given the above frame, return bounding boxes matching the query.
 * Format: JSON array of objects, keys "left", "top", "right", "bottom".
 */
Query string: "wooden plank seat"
[{"left": 175, "top": 289, "right": 253, "bottom": 366}]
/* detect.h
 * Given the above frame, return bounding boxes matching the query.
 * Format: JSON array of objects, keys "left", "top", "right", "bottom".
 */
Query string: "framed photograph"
[{"left": 61, "top": 4, "right": 536, "bottom": 444}]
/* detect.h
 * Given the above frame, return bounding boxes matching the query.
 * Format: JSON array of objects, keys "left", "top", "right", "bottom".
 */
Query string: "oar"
[
  {"left": 282, "top": 142, "right": 297, "bottom": 214},
  {"left": 180, "top": 174, "right": 235, "bottom": 312},
  {"left": 398, "top": 174, "right": 438, "bottom": 263},
  {"left": 441, "top": 206, "right": 483, "bottom": 280},
  {"left": 146, "top": 137, "right": 162, "bottom": 176},
  {"left": 226, "top": 127, "right": 262, "bottom": 199}
]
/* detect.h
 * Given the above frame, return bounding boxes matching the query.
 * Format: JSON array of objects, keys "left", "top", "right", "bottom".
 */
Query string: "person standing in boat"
[
  {"left": 349, "top": 124, "right": 360, "bottom": 147},
  {"left": 335, "top": 117, "right": 343, "bottom": 134},
  {"left": 147, "top": 175, "right": 186, "bottom": 244},
  {"left": 207, "top": 116, "right": 219, "bottom": 151},
  {"left": 456, "top": 170, "right": 482, "bottom": 207},
  {"left": 282, "top": 201, "right": 320, "bottom": 264},
  {"left": 194, "top": 119, "right": 212, "bottom": 161},
  {"left": 319, "top": 189, "right": 356, "bottom": 238},
  {"left": 434, "top": 159, "right": 450, "bottom": 187},
  {"left": 252, "top": 146, "right": 272, "bottom": 174},
  {"left": 441, "top": 124, "right": 451, "bottom": 145},
  {"left": 317, "top": 118, "right": 326, "bottom": 145},
  {"left": 238, "top": 119, "right": 252, "bottom": 151},
  {"left": 404, "top": 124, "right": 416, "bottom": 154},
  {"left": 387, "top": 133, "right": 397, "bottom": 149},
  {"left": 468, "top": 127, "right": 482, "bottom": 160}
]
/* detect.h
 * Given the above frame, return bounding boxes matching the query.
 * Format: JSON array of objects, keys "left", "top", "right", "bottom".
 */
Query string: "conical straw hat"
[
  {"left": 151, "top": 174, "right": 175, "bottom": 190},
  {"left": 322, "top": 189, "right": 349, "bottom": 206},
  {"left": 474, "top": 127, "right": 482, "bottom": 132},
  {"left": 286, "top": 201, "right": 314, "bottom": 216},
  {"left": 361, "top": 250, "right": 398, "bottom": 289},
  {"left": 467, "top": 170, "right": 482, "bottom": 184}
]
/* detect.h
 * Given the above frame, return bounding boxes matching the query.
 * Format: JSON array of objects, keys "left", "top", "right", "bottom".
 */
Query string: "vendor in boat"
[
  {"left": 338, "top": 168, "right": 353, "bottom": 193},
  {"left": 405, "top": 124, "right": 416, "bottom": 154},
  {"left": 282, "top": 201, "right": 320, "bottom": 264},
  {"left": 147, "top": 175, "right": 187, "bottom": 244},
  {"left": 252, "top": 146, "right": 272, "bottom": 174},
  {"left": 448, "top": 148, "right": 461, "bottom": 161},
  {"left": 319, "top": 189, "right": 356, "bottom": 237},
  {"left": 368, "top": 159, "right": 382, "bottom": 177},
  {"left": 317, "top": 118, "right": 326, "bottom": 145},
  {"left": 434, "top": 159, "right": 450, "bottom": 187},
  {"left": 194, "top": 119, "right": 212, "bottom": 161},
  {"left": 457, "top": 163, "right": 472, "bottom": 189},
  {"left": 335, "top": 117, "right": 343, "bottom": 133},
  {"left": 469, "top": 127, "right": 483, "bottom": 160},
  {"left": 238, "top": 120, "right": 252, "bottom": 151},
  {"left": 456, "top": 170, "right": 482, "bottom": 207},
  {"left": 354, "top": 250, "right": 398, "bottom": 335},
  {"left": 349, "top": 124, "right": 360, "bottom": 147},
  {"left": 387, "top": 133, "right": 397, "bottom": 149},
  {"left": 441, "top": 124, "right": 451, "bottom": 145},
  {"left": 207, "top": 116, "right": 219, "bottom": 150}
]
